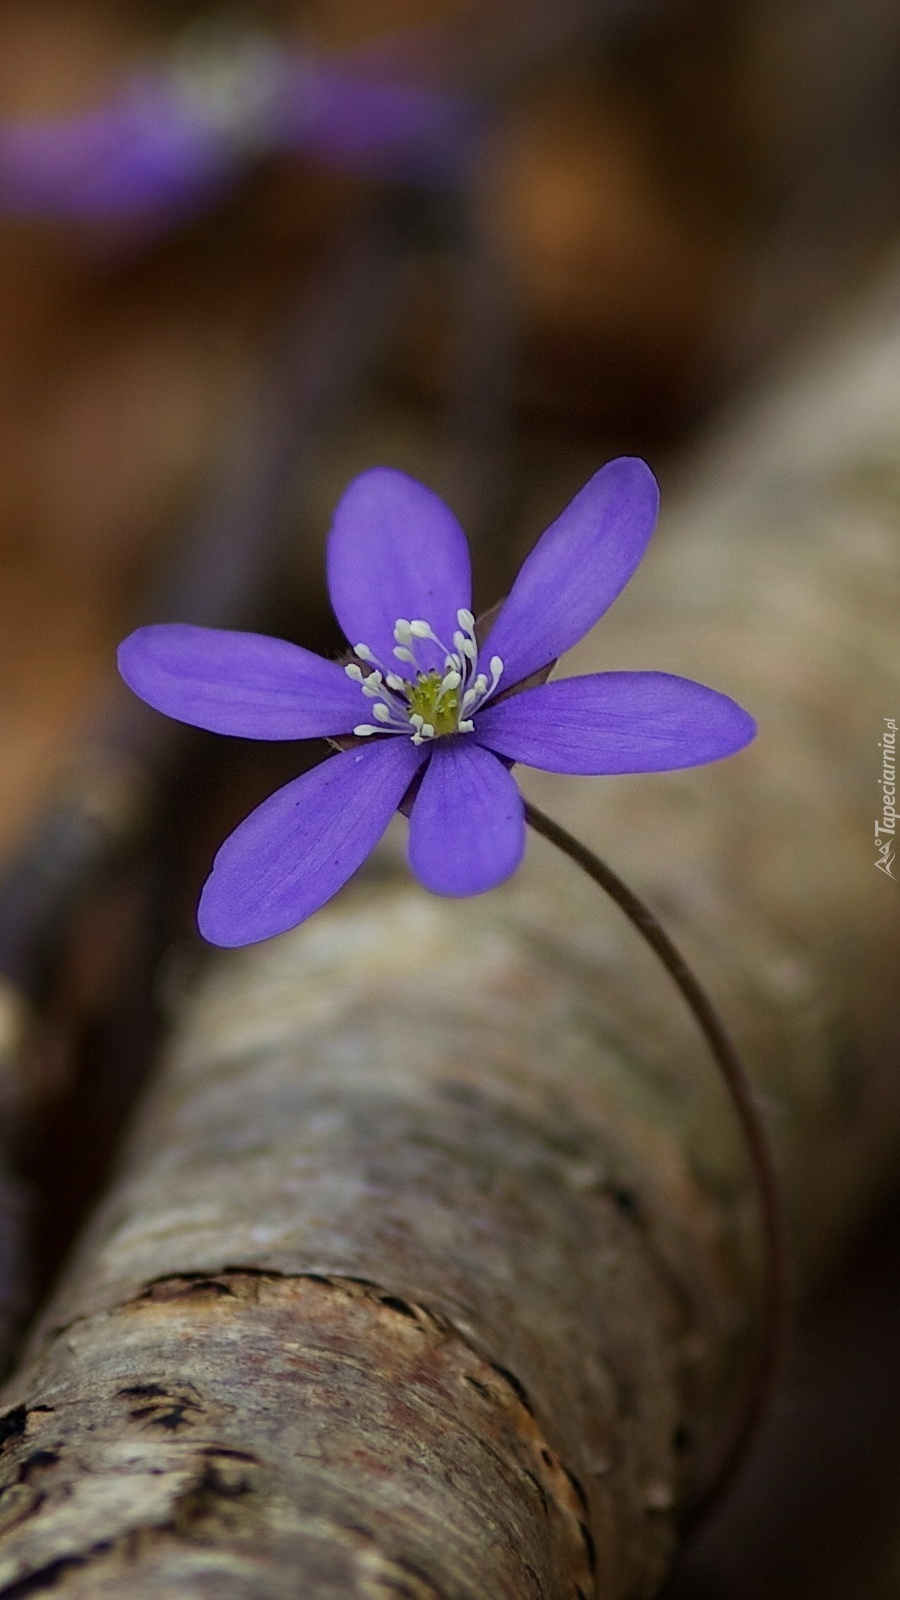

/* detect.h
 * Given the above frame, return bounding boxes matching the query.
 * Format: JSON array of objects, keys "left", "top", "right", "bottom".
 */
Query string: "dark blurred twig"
[{"left": 443, "top": 192, "right": 519, "bottom": 550}]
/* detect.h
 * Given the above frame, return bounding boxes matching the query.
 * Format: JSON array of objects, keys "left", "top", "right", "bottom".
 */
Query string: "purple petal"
[
  {"left": 481, "top": 457, "right": 660, "bottom": 687},
  {"left": 407, "top": 739, "right": 524, "bottom": 896},
  {"left": 199, "top": 738, "right": 426, "bottom": 946},
  {"left": 326, "top": 469, "right": 472, "bottom": 676},
  {"left": 474, "top": 672, "right": 757, "bottom": 773},
  {"left": 118, "top": 624, "right": 367, "bottom": 739}
]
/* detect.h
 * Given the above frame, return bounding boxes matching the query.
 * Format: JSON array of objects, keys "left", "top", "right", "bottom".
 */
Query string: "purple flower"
[
  {"left": 0, "top": 30, "right": 479, "bottom": 223},
  {"left": 118, "top": 458, "right": 755, "bottom": 946}
]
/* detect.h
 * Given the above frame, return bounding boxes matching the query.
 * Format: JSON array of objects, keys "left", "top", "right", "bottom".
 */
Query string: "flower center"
[
  {"left": 407, "top": 670, "right": 460, "bottom": 736},
  {"left": 345, "top": 610, "right": 503, "bottom": 745}
]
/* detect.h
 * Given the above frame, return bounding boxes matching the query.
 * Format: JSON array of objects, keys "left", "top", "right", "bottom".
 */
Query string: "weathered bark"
[{"left": 0, "top": 254, "right": 899, "bottom": 1596}]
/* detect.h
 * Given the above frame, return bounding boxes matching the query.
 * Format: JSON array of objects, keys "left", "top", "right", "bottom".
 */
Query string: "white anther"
[
  {"left": 385, "top": 673, "right": 406, "bottom": 692},
  {"left": 353, "top": 724, "right": 380, "bottom": 736},
  {"left": 490, "top": 655, "right": 503, "bottom": 679},
  {"left": 409, "top": 713, "right": 424, "bottom": 729},
  {"left": 472, "top": 674, "right": 488, "bottom": 695},
  {"left": 461, "top": 639, "right": 477, "bottom": 661},
  {"left": 420, "top": 723, "right": 435, "bottom": 739},
  {"left": 441, "top": 670, "right": 462, "bottom": 691},
  {"left": 344, "top": 663, "right": 364, "bottom": 682},
  {"left": 354, "top": 644, "right": 374, "bottom": 661},
  {"left": 393, "top": 620, "right": 413, "bottom": 642},
  {"left": 409, "top": 620, "right": 433, "bottom": 639},
  {"left": 461, "top": 688, "right": 478, "bottom": 712},
  {"left": 373, "top": 704, "right": 392, "bottom": 723},
  {"left": 452, "top": 631, "right": 466, "bottom": 653},
  {"left": 458, "top": 719, "right": 475, "bottom": 733},
  {"left": 457, "top": 608, "right": 475, "bottom": 630},
  {"left": 393, "top": 646, "right": 415, "bottom": 663}
]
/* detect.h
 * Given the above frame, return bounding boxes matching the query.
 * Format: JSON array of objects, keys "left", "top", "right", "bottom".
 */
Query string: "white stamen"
[
  {"left": 366, "top": 608, "right": 501, "bottom": 744},
  {"left": 353, "top": 724, "right": 380, "bottom": 736},
  {"left": 354, "top": 644, "right": 374, "bottom": 661},
  {"left": 344, "top": 663, "right": 364, "bottom": 682}
]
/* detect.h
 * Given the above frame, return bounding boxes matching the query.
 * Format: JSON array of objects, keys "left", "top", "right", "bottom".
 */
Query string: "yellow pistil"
[{"left": 407, "top": 671, "right": 459, "bottom": 736}]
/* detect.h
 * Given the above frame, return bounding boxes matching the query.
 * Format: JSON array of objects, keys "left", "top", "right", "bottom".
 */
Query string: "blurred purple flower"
[
  {"left": 118, "top": 458, "right": 755, "bottom": 945},
  {"left": 0, "top": 28, "right": 479, "bottom": 222}
]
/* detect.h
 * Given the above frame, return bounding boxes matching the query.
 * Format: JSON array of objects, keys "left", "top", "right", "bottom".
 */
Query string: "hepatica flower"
[
  {"left": 118, "top": 458, "right": 755, "bottom": 946},
  {"left": 0, "top": 27, "right": 478, "bottom": 224}
]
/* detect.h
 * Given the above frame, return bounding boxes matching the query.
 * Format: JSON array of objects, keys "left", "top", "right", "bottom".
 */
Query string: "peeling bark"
[{"left": 0, "top": 254, "right": 899, "bottom": 1595}]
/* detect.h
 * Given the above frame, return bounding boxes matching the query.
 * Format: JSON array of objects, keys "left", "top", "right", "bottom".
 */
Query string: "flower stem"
[{"left": 523, "top": 799, "right": 789, "bottom": 1528}]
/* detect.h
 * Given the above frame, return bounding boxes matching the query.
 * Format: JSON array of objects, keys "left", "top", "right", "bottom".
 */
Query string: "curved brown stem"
[{"left": 523, "top": 799, "right": 789, "bottom": 1528}]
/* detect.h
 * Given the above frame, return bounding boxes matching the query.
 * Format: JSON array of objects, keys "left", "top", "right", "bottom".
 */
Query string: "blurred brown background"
[
  {"left": 3, "top": 0, "right": 900, "bottom": 847},
  {"left": 1, "top": 3, "right": 900, "bottom": 1595}
]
